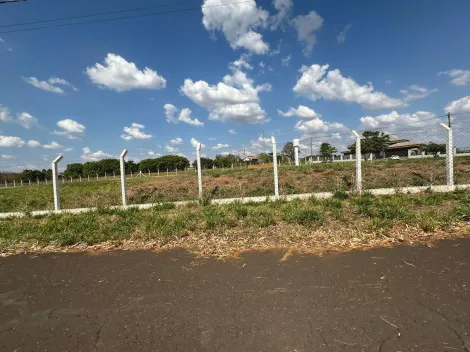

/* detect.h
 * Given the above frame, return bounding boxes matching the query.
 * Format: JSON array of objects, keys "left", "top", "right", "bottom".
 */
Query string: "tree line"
[{"left": 64, "top": 155, "right": 190, "bottom": 178}]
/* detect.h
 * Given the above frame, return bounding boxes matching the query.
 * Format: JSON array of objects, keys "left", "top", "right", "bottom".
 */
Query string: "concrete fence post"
[
  {"left": 120, "top": 149, "right": 128, "bottom": 206},
  {"left": 352, "top": 131, "right": 362, "bottom": 194},
  {"left": 196, "top": 143, "right": 203, "bottom": 202},
  {"left": 272, "top": 136, "right": 279, "bottom": 199},
  {"left": 113, "top": 172, "right": 116, "bottom": 180},
  {"left": 13, "top": 180, "right": 16, "bottom": 188},
  {"left": 440, "top": 123, "right": 454, "bottom": 187},
  {"left": 96, "top": 173, "right": 98, "bottom": 181},
  {"left": 79, "top": 175, "right": 82, "bottom": 183},
  {"left": 4, "top": 180, "right": 7, "bottom": 188},
  {"left": 21, "top": 180, "right": 23, "bottom": 187},
  {"left": 52, "top": 155, "right": 63, "bottom": 211},
  {"left": 293, "top": 139, "right": 300, "bottom": 166},
  {"left": 37, "top": 178, "right": 40, "bottom": 185}
]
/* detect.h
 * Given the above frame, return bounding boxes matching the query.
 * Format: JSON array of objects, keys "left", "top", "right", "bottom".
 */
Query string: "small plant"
[
  {"left": 153, "top": 203, "right": 176, "bottom": 212},
  {"left": 247, "top": 207, "right": 276, "bottom": 227},
  {"left": 333, "top": 189, "right": 349, "bottom": 200},
  {"left": 283, "top": 202, "right": 324, "bottom": 226},
  {"left": 203, "top": 206, "right": 235, "bottom": 229}
]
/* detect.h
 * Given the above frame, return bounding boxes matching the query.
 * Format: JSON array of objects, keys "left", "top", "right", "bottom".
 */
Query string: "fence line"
[{"left": 0, "top": 126, "right": 465, "bottom": 214}]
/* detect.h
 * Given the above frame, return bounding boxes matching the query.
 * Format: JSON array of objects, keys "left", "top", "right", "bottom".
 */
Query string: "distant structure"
[
  {"left": 343, "top": 135, "right": 425, "bottom": 159},
  {"left": 242, "top": 155, "right": 259, "bottom": 164}
]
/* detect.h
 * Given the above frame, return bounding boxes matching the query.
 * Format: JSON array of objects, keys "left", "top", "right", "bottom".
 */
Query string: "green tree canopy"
[
  {"left": 193, "top": 157, "right": 214, "bottom": 169},
  {"left": 281, "top": 142, "right": 295, "bottom": 163},
  {"left": 139, "top": 155, "right": 190, "bottom": 172},
  {"left": 82, "top": 159, "right": 120, "bottom": 177},
  {"left": 20, "top": 169, "right": 52, "bottom": 180},
  {"left": 64, "top": 163, "right": 84, "bottom": 179},
  {"left": 214, "top": 154, "right": 240, "bottom": 168},
  {"left": 348, "top": 131, "right": 390, "bottom": 154},
  {"left": 424, "top": 142, "right": 446, "bottom": 155},
  {"left": 319, "top": 143, "right": 337, "bottom": 159}
]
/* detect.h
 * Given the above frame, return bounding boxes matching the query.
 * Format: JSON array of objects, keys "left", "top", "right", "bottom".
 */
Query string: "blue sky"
[{"left": 1, "top": 0, "right": 470, "bottom": 166}]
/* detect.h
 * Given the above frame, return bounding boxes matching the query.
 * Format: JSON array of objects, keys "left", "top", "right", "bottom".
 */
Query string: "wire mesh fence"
[{"left": 0, "top": 113, "right": 469, "bottom": 215}]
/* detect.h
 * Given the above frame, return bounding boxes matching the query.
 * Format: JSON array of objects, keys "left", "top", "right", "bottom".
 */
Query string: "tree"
[
  {"left": 319, "top": 143, "right": 337, "bottom": 160},
  {"left": 258, "top": 153, "right": 273, "bottom": 163},
  {"left": 281, "top": 142, "right": 295, "bottom": 163},
  {"left": 139, "top": 158, "right": 160, "bottom": 172},
  {"left": 82, "top": 159, "right": 120, "bottom": 177},
  {"left": 20, "top": 169, "right": 52, "bottom": 180},
  {"left": 193, "top": 157, "right": 214, "bottom": 169},
  {"left": 64, "top": 163, "right": 83, "bottom": 178},
  {"left": 214, "top": 154, "right": 240, "bottom": 168},
  {"left": 126, "top": 160, "right": 139, "bottom": 173},
  {"left": 425, "top": 142, "right": 446, "bottom": 156},
  {"left": 348, "top": 131, "right": 390, "bottom": 155}
]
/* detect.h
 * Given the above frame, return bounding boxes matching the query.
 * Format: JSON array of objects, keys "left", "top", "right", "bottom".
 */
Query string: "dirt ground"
[{"left": 1, "top": 239, "right": 469, "bottom": 351}]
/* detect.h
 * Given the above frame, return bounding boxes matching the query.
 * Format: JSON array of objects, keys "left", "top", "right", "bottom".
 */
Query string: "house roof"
[
  {"left": 386, "top": 141, "right": 425, "bottom": 149},
  {"left": 388, "top": 136, "right": 408, "bottom": 143},
  {"left": 242, "top": 155, "right": 258, "bottom": 161}
]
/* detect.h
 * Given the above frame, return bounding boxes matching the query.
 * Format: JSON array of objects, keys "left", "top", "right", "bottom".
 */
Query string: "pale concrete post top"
[
  {"left": 352, "top": 130, "right": 361, "bottom": 139},
  {"left": 197, "top": 143, "right": 201, "bottom": 151},
  {"left": 271, "top": 136, "right": 276, "bottom": 144},
  {"left": 293, "top": 139, "right": 299, "bottom": 147},
  {"left": 440, "top": 123, "right": 451, "bottom": 131},
  {"left": 120, "top": 149, "right": 128, "bottom": 158},
  {"left": 53, "top": 155, "right": 63, "bottom": 164}
]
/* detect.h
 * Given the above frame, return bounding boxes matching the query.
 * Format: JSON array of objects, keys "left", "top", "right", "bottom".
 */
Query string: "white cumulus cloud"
[
  {"left": 86, "top": 53, "right": 166, "bottom": 92},
  {"left": 27, "top": 140, "right": 41, "bottom": 148},
  {"left": 164, "top": 104, "right": 204, "bottom": 127},
  {"left": 271, "top": 0, "right": 293, "bottom": 29},
  {"left": 180, "top": 58, "right": 270, "bottom": 124},
  {"left": 400, "top": 85, "right": 438, "bottom": 102},
  {"left": 121, "top": 123, "right": 152, "bottom": 141},
  {"left": 202, "top": 0, "right": 270, "bottom": 54},
  {"left": 0, "top": 106, "right": 39, "bottom": 129},
  {"left": 82, "top": 147, "right": 114, "bottom": 161},
  {"left": 438, "top": 69, "right": 470, "bottom": 86},
  {"left": 212, "top": 143, "right": 230, "bottom": 150},
  {"left": 164, "top": 145, "right": 178, "bottom": 153},
  {"left": 53, "top": 119, "right": 86, "bottom": 139},
  {"left": 0, "top": 136, "right": 25, "bottom": 148},
  {"left": 170, "top": 137, "right": 183, "bottom": 145},
  {"left": 278, "top": 105, "right": 321, "bottom": 119},
  {"left": 43, "top": 141, "right": 62, "bottom": 149},
  {"left": 23, "top": 76, "right": 77, "bottom": 94},
  {"left": 337, "top": 24, "right": 352, "bottom": 44},
  {"left": 281, "top": 54, "right": 292, "bottom": 67},
  {"left": 445, "top": 96, "right": 470, "bottom": 114},
  {"left": 293, "top": 11, "right": 324, "bottom": 56},
  {"left": 293, "top": 64, "right": 407, "bottom": 110},
  {"left": 295, "top": 119, "right": 347, "bottom": 136},
  {"left": 16, "top": 112, "right": 39, "bottom": 129},
  {"left": 228, "top": 129, "right": 237, "bottom": 134}
]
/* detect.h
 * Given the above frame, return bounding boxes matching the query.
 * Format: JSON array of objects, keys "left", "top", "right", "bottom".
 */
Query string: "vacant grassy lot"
[
  {"left": 1, "top": 189, "right": 470, "bottom": 257},
  {"left": 1, "top": 157, "right": 470, "bottom": 213}
]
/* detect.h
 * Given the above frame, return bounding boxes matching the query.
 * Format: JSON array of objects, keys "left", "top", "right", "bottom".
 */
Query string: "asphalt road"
[{"left": 1, "top": 239, "right": 469, "bottom": 351}]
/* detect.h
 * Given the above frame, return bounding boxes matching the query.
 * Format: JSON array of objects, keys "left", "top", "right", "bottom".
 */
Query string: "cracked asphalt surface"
[{"left": 1, "top": 239, "right": 469, "bottom": 351}]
